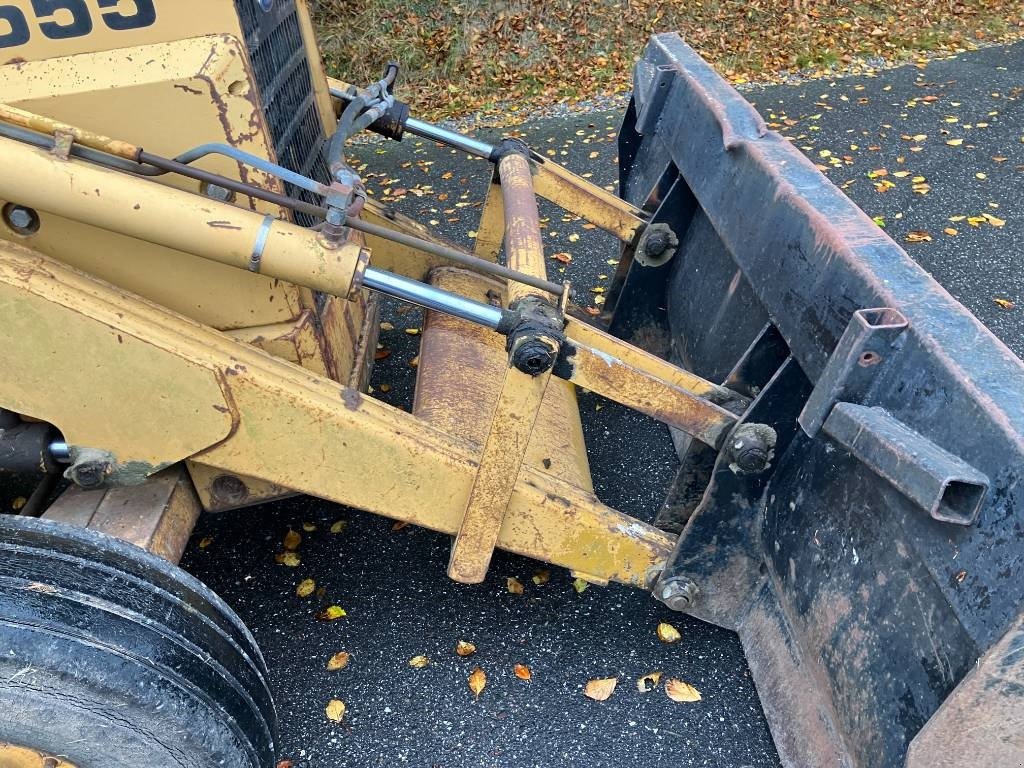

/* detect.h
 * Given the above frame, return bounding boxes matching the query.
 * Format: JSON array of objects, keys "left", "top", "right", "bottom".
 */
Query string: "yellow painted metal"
[
  {"left": 0, "top": 0, "right": 243, "bottom": 64},
  {"left": 562, "top": 337, "right": 739, "bottom": 448},
  {"left": 474, "top": 172, "right": 506, "bottom": 261},
  {"left": 358, "top": 197, "right": 463, "bottom": 280},
  {"left": 0, "top": 742, "right": 77, "bottom": 768},
  {"left": 227, "top": 311, "right": 332, "bottom": 379},
  {"left": 0, "top": 103, "right": 140, "bottom": 160},
  {"left": 448, "top": 364, "right": 551, "bottom": 583},
  {"left": 0, "top": 36, "right": 301, "bottom": 331},
  {"left": 414, "top": 268, "right": 592, "bottom": 490},
  {"left": 0, "top": 241, "right": 234, "bottom": 475},
  {"left": 0, "top": 244, "right": 672, "bottom": 587},
  {"left": 530, "top": 155, "right": 646, "bottom": 243},
  {"left": 0, "top": 138, "right": 365, "bottom": 300},
  {"left": 448, "top": 151, "right": 555, "bottom": 583},
  {"left": 565, "top": 317, "right": 733, "bottom": 400},
  {"left": 187, "top": 463, "right": 297, "bottom": 514}
]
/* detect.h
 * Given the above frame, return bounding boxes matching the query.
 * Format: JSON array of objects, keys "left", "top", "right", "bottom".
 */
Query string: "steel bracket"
[{"left": 798, "top": 307, "right": 908, "bottom": 436}]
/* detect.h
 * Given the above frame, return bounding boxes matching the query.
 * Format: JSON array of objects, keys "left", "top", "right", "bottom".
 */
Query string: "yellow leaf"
[
  {"left": 892, "top": 170, "right": 911, "bottom": 178},
  {"left": 943, "top": 227, "right": 958, "bottom": 236},
  {"left": 507, "top": 576, "right": 525, "bottom": 595},
  {"left": 514, "top": 664, "right": 532, "bottom": 681},
  {"left": 301, "top": 522, "right": 316, "bottom": 532},
  {"left": 911, "top": 176, "right": 926, "bottom": 183},
  {"left": 946, "top": 138, "right": 964, "bottom": 146},
  {"left": 283, "top": 529, "right": 301, "bottom": 551},
  {"left": 467, "top": 230, "right": 478, "bottom": 239},
  {"left": 949, "top": 215, "right": 966, "bottom": 222},
  {"left": 657, "top": 622, "right": 682, "bottom": 643},
  {"left": 531, "top": 568, "right": 550, "bottom": 586},
  {"left": 456, "top": 641, "right": 476, "bottom": 657},
  {"left": 568, "top": 233, "right": 580, "bottom": 243},
  {"left": 317, "top": 605, "right": 347, "bottom": 621},
  {"left": 573, "top": 577, "right": 590, "bottom": 594},
  {"left": 404, "top": 328, "right": 421, "bottom": 336},
  {"left": 326, "top": 652, "right": 351, "bottom": 671},
  {"left": 993, "top": 298, "right": 1015, "bottom": 310},
  {"left": 325, "top": 699, "right": 346, "bottom": 722},
  {"left": 867, "top": 168, "right": 888, "bottom": 178},
  {"left": 983, "top": 214, "right": 1006, "bottom": 228},
  {"left": 409, "top": 655, "right": 429, "bottom": 669},
  {"left": 276, "top": 551, "right": 301, "bottom": 567},
  {"left": 329, "top": 520, "right": 347, "bottom": 534},
  {"left": 588, "top": 151, "right": 599, "bottom": 159},
  {"left": 198, "top": 535, "right": 214, "bottom": 549},
  {"left": 296, "top": 579, "right": 315, "bottom": 598},
  {"left": 905, "top": 231, "right": 932, "bottom": 243},
  {"left": 584, "top": 677, "right": 618, "bottom": 701},
  {"left": 976, "top": 173, "right": 987, "bottom": 180},
  {"left": 468, "top": 666, "right": 487, "bottom": 699},
  {"left": 11, "top": 497, "right": 26, "bottom": 511},
  {"left": 637, "top": 671, "right": 663, "bottom": 693},
  {"left": 665, "top": 679, "right": 702, "bottom": 703}
]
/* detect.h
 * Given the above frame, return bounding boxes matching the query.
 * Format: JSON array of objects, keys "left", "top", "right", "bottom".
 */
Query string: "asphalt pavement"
[{"left": 3, "top": 39, "right": 1019, "bottom": 768}]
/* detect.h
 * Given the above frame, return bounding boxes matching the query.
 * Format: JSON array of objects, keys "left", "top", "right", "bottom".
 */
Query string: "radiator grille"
[{"left": 234, "top": 0, "right": 330, "bottom": 227}]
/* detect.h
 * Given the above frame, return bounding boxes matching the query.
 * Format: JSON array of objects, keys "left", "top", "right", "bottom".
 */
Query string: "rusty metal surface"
[
  {"left": 620, "top": 33, "right": 1024, "bottom": 768},
  {"left": 0, "top": 244, "right": 671, "bottom": 587},
  {"left": 414, "top": 269, "right": 593, "bottom": 490},
  {"left": 449, "top": 154, "right": 555, "bottom": 583},
  {"left": 530, "top": 153, "right": 647, "bottom": 243},
  {"left": 43, "top": 465, "right": 201, "bottom": 564}
]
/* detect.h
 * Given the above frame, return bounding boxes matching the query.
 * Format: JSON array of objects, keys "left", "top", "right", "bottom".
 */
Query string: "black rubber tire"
[{"left": 0, "top": 515, "right": 277, "bottom": 767}]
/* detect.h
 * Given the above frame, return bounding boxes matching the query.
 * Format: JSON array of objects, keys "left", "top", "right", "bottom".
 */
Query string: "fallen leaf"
[
  {"left": 296, "top": 579, "right": 316, "bottom": 598},
  {"left": 276, "top": 552, "right": 301, "bottom": 567},
  {"left": 983, "top": 213, "right": 1006, "bottom": 228},
  {"left": 326, "top": 651, "right": 351, "bottom": 671},
  {"left": 329, "top": 520, "right": 347, "bottom": 534},
  {"left": 867, "top": 168, "right": 888, "bottom": 178},
  {"left": 573, "top": 577, "right": 590, "bottom": 594},
  {"left": 283, "top": 529, "right": 302, "bottom": 551},
  {"left": 568, "top": 233, "right": 580, "bottom": 243},
  {"left": 198, "top": 535, "right": 214, "bottom": 549},
  {"left": 404, "top": 328, "right": 421, "bottom": 336},
  {"left": 946, "top": 138, "right": 964, "bottom": 146},
  {"left": 892, "top": 170, "right": 911, "bottom": 178},
  {"left": 468, "top": 666, "right": 487, "bottom": 698},
  {"left": 994, "top": 298, "right": 1015, "bottom": 310},
  {"left": 976, "top": 173, "right": 987, "bottom": 180},
  {"left": 657, "top": 622, "right": 682, "bottom": 643},
  {"left": 531, "top": 568, "right": 550, "bottom": 586},
  {"left": 665, "top": 679, "right": 702, "bottom": 703},
  {"left": 391, "top": 521, "right": 408, "bottom": 531},
  {"left": 588, "top": 151, "right": 600, "bottom": 159},
  {"left": 905, "top": 230, "right": 933, "bottom": 243},
  {"left": 637, "top": 671, "right": 663, "bottom": 693},
  {"left": 552, "top": 252, "right": 572, "bottom": 263},
  {"left": 11, "top": 497, "right": 26, "bottom": 511},
  {"left": 584, "top": 677, "right": 618, "bottom": 701},
  {"left": 301, "top": 522, "right": 316, "bottom": 532},
  {"left": 276, "top": 761, "right": 295, "bottom": 768},
  {"left": 456, "top": 641, "right": 477, "bottom": 657},
  {"left": 374, "top": 348, "right": 391, "bottom": 361},
  {"left": 379, "top": 321, "right": 395, "bottom": 331},
  {"left": 409, "top": 655, "right": 430, "bottom": 668},
  {"left": 514, "top": 664, "right": 532, "bottom": 681},
  {"left": 325, "top": 699, "right": 346, "bottom": 722},
  {"left": 943, "top": 227, "right": 958, "bottom": 236},
  {"left": 317, "top": 605, "right": 347, "bottom": 621},
  {"left": 507, "top": 576, "right": 525, "bottom": 595}
]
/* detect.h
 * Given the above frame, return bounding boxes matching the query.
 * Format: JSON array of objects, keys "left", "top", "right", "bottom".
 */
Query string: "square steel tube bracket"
[
  {"left": 823, "top": 403, "right": 989, "bottom": 526},
  {"left": 798, "top": 307, "right": 909, "bottom": 437}
]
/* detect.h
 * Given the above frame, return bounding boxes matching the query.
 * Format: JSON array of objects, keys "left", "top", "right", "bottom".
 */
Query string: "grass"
[{"left": 311, "top": 0, "right": 1024, "bottom": 121}]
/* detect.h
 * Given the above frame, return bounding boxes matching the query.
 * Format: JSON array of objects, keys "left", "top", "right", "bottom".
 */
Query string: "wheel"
[{"left": 0, "top": 515, "right": 276, "bottom": 768}]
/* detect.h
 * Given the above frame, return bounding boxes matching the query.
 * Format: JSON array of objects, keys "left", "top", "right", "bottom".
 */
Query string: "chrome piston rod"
[{"left": 362, "top": 267, "right": 506, "bottom": 330}]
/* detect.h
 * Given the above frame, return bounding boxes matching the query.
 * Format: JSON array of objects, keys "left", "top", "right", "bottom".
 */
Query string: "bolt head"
[
  {"left": 656, "top": 577, "right": 699, "bottom": 611},
  {"left": 68, "top": 460, "right": 111, "bottom": 489},
  {"left": 3, "top": 205, "right": 39, "bottom": 235}
]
